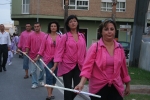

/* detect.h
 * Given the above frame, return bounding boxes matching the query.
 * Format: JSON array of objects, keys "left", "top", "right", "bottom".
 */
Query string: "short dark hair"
[
  {"left": 26, "top": 23, "right": 31, "bottom": 26},
  {"left": 47, "top": 21, "right": 60, "bottom": 33},
  {"left": 34, "top": 22, "right": 41, "bottom": 26},
  {"left": 97, "top": 18, "right": 117, "bottom": 40},
  {"left": 65, "top": 15, "right": 79, "bottom": 32}
]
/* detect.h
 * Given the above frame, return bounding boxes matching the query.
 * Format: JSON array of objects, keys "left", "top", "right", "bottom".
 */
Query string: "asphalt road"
[{"left": 0, "top": 54, "right": 84, "bottom": 100}]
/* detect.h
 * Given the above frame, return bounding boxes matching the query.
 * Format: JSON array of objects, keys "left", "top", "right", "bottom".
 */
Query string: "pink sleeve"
[
  {"left": 80, "top": 43, "right": 97, "bottom": 79},
  {"left": 38, "top": 36, "right": 46, "bottom": 56},
  {"left": 54, "top": 34, "right": 66, "bottom": 62},
  {"left": 25, "top": 34, "right": 31, "bottom": 49},
  {"left": 17, "top": 33, "right": 23, "bottom": 49},
  {"left": 120, "top": 49, "right": 131, "bottom": 83}
]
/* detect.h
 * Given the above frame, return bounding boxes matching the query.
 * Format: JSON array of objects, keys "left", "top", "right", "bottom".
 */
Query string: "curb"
[{"left": 58, "top": 77, "right": 90, "bottom": 100}]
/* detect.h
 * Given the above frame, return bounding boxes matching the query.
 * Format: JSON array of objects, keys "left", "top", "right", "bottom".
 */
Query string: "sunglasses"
[{"left": 102, "top": 18, "right": 114, "bottom": 23}]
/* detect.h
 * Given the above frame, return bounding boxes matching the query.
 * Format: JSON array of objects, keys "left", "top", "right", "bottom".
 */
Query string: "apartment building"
[{"left": 11, "top": 0, "right": 136, "bottom": 47}]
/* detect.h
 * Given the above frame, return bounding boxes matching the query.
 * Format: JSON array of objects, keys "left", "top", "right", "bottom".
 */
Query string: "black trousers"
[
  {"left": 90, "top": 84, "right": 123, "bottom": 100},
  {"left": 0, "top": 44, "right": 8, "bottom": 70},
  {"left": 63, "top": 65, "right": 81, "bottom": 100}
]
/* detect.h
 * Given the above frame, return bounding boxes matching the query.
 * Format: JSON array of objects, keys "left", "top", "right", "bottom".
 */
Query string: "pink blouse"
[
  {"left": 18, "top": 30, "right": 33, "bottom": 52},
  {"left": 80, "top": 38, "right": 131, "bottom": 97},
  {"left": 105, "top": 52, "right": 114, "bottom": 79},
  {"left": 25, "top": 31, "right": 45, "bottom": 60},
  {"left": 54, "top": 32, "right": 86, "bottom": 76},
  {"left": 38, "top": 34, "right": 61, "bottom": 65}
]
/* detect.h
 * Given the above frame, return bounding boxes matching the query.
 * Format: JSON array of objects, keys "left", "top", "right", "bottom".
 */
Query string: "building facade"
[{"left": 11, "top": 0, "right": 138, "bottom": 47}]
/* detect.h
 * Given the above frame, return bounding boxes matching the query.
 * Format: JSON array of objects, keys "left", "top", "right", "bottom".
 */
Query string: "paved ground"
[
  {"left": 0, "top": 54, "right": 149, "bottom": 100},
  {"left": 0, "top": 54, "right": 84, "bottom": 100}
]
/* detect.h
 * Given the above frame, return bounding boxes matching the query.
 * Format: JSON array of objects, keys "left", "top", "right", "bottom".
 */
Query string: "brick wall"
[{"left": 29, "top": 0, "right": 136, "bottom": 19}]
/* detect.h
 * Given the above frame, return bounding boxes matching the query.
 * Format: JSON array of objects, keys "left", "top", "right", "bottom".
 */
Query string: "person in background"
[
  {"left": 11, "top": 33, "right": 19, "bottom": 54},
  {"left": 7, "top": 45, "right": 13, "bottom": 66},
  {"left": 35, "top": 21, "right": 61, "bottom": 100},
  {"left": 53, "top": 15, "right": 86, "bottom": 100},
  {"left": 75, "top": 19, "right": 131, "bottom": 100},
  {"left": 26, "top": 22, "right": 45, "bottom": 89},
  {"left": 18, "top": 23, "right": 33, "bottom": 79},
  {"left": 0, "top": 24, "right": 11, "bottom": 72}
]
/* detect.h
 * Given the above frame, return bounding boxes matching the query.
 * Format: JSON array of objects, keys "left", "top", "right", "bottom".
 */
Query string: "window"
[
  {"left": 101, "top": 0, "right": 126, "bottom": 12},
  {"left": 63, "top": 0, "right": 89, "bottom": 10},
  {"left": 22, "top": 0, "right": 29, "bottom": 14},
  {"left": 116, "top": 2, "right": 125, "bottom": 12}
]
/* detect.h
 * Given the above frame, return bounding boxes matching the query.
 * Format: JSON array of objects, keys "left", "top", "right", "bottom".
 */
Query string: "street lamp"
[{"left": 112, "top": 0, "right": 117, "bottom": 22}]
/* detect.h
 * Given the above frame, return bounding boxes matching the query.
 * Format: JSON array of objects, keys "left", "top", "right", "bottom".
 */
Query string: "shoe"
[
  {"left": 3, "top": 67, "right": 6, "bottom": 71},
  {"left": 0, "top": 67, "right": 2, "bottom": 72},
  {"left": 39, "top": 81, "right": 45, "bottom": 87},
  {"left": 8, "top": 62, "right": 12, "bottom": 65},
  {"left": 50, "top": 96, "right": 55, "bottom": 99},
  {"left": 46, "top": 97, "right": 51, "bottom": 100},
  {"left": 46, "top": 96, "right": 55, "bottom": 100},
  {"left": 31, "top": 84, "right": 38, "bottom": 89},
  {"left": 24, "top": 75, "right": 29, "bottom": 79}
]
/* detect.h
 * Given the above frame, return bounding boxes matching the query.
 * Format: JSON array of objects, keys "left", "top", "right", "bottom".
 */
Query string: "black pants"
[
  {"left": 63, "top": 65, "right": 81, "bottom": 100},
  {"left": 90, "top": 84, "right": 123, "bottom": 100},
  {"left": 0, "top": 44, "right": 8, "bottom": 70}
]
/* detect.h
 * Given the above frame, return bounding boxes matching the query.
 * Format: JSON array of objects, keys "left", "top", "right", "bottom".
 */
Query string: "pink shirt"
[
  {"left": 38, "top": 34, "right": 61, "bottom": 65},
  {"left": 18, "top": 30, "right": 33, "bottom": 52},
  {"left": 106, "top": 52, "right": 114, "bottom": 79},
  {"left": 54, "top": 32, "right": 86, "bottom": 76},
  {"left": 80, "top": 38, "right": 131, "bottom": 97},
  {"left": 25, "top": 31, "right": 45, "bottom": 60}
]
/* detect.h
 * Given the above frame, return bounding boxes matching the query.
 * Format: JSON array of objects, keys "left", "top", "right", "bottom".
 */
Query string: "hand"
[
  {"left": 17, "top": 49, "right": 20, "bottom": 53},
  {"left": 124, "top": 83, "right": 130, "bottom": 96},
  {"left": 50, "top": 66, "right": 56, "bottom": 73},
  {"left": 74, "top": 83, "right": 84, "bottom": 93},
  {"left": 33, "top": 57, "right": 38, "bottom": 62}
]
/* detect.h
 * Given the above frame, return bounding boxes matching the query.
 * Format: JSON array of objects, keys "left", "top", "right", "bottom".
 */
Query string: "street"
[{"left": 0, "top": 55, "right": 84, "bottom": 100}]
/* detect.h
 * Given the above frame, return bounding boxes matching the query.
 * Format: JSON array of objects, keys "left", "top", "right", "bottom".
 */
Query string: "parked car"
[{"left": 118, "top": 41, "right": 130, "bottom": 59}]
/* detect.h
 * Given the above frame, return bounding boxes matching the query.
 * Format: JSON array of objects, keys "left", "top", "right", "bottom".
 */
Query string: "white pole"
[
  {"left": 45, "top": 84, "right": 101, "bottom": 98},
  {"left": 39, "top": 59, "right": 64, "bottom": 86},
  {"left": 18, "top": 49, "right": 42, "bottom": 71}
]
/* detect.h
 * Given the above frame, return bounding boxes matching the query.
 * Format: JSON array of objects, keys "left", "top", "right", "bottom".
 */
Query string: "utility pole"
[
  {"left": 37, "top": 0, "right": 40, "bottom": 22},
  {"left": 64, "top": 0, "right": 69, "bottom": 33},
  {"left": 111, "top": 0, "right": 117, "bottom": 22},
  {"left": 129, "top": 0, "right": 149, "bottom": 67}
]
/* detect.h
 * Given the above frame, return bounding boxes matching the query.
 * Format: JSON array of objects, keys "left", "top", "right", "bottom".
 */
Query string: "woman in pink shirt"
[
  {"left": 53, "top": 15, "right": 86, "bottom": 100},
  {"left": 75, "top": 19, "right": 131, "bottom": 100},
  {"left": 35, "top": 21, "right": 61, "bottom": 100}
]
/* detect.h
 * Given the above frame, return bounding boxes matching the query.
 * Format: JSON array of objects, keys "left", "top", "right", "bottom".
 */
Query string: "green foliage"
[
  {"left": 124, "top": 94, "right": 150, "bottom": 100},
  {"left": 128, "top": 67, "right": 150, "bottom": 85}
]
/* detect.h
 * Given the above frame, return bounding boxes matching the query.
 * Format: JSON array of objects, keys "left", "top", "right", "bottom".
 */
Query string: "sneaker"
[
  {"left": 39, "top": 81, "right": 45, "bottom": 87},
  {"left": 8, "top": 62, "right": 12, "bottom": 65},
  {"left": 31, "top": 84, "right": 38, "bottom": 89}
]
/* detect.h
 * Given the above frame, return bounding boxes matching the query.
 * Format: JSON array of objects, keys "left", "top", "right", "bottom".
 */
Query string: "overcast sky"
[{"left": 0, "top": 0, "right": 13, "bottom": 24}]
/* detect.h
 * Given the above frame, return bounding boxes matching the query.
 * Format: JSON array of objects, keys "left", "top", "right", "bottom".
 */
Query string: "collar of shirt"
[
  {"left": 67, "top": 32, "right": 81, "bottom": 37},
  {"left": 98, "top": 38, "right": 120, "bottom": 49}
]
